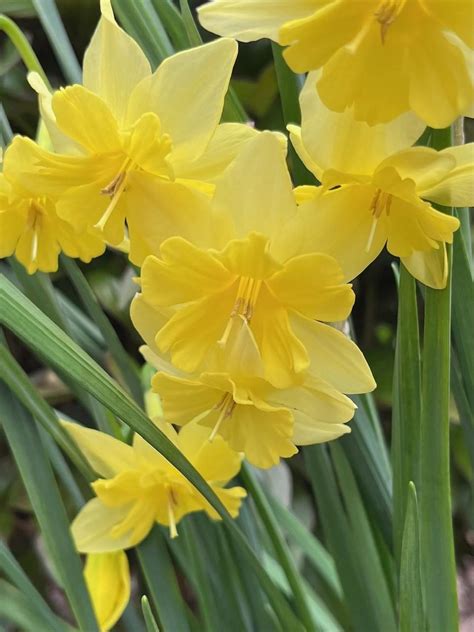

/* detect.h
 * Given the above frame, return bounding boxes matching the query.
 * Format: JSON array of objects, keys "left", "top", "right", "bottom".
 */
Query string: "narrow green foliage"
[
  {"left": 61, "top": 255, "right": 143, "bottom": 406},
  {"left": 0, "top": 382, "right": 99, "bottom": 632},
  {"left": 399, "top": 483, "right": 425, "bottom": 632},
  {"left": 419, "top": 127, "right": 459, "bottom": 631},
  {"left": 142, "top": 596, "right": 161, "bottom": 632},
  {"left": 242, "top": 464, "right": 317, "bottom": 632},
  {"left": 30, "top": 0, "right": 81, "bottom": 83},
  {"left": 137, "top": 529, "right": 189, "bottom": 632},
  {"left": 151, "top": 0, "right": 188, "bottom": 50},
  {"left": 0, "top": 541, "right": 68, "bottom": 632},
  {"left": 179, "top": 0, "right": 202, "bottom": 47},
  {"left": 392, "top": 264, "right": 422, "bottom": 566}
]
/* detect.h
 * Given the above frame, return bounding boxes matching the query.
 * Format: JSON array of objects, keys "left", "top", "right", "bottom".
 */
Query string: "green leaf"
[
  {"left": 0, "top": 579, "right": 67, "bottom": 632},
  {"left": 392, "top": 264, "right": 422, "bottom": 566},
  {"left": 0, "top": 541, "right": 69, "bottom": 632},
  {"left": 30, "top": 0, "right": 81, "bottom": 83},
  {"left": 304, "top": 445, "right": 396, "bottom": 632},
  {"left": 61, "top": 256, "right": 143, "bottom": 406},
  {"left": 242, "top": 464, "right": 317, "bottom": 632},
  {"left": 0, "top": 274, "right": 300, "bottom": 630},
  {"left": 179, "top": 0, "right": 202, "bottom": 47},
  {"left": 142, "top": 596, "right": 161, "bottom": 632},
  {"left": 399, "top": 483, "right": 425, "bottom": 632},
  {"left": 137, "top": 527, "right": 191, "bottom": 632},
  {"left": 0, "top": 381, "right": 99, "bottom": 632},
  {"left": 151, "top": 0, "right": 187, "bottom": 50},
  {"left": 418, "top": 127, "right": 459, "bottom": 631},
  {"left": 266, "top": 495, "right": 342, "bottom": 600}
]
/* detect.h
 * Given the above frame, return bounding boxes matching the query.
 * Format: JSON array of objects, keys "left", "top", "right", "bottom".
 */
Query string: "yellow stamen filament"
[
  {"left": 218, "top": 277, "right": 262, "bottom": 347},
  {"left": 167, "top": 489, "right": 178, "bottom": 539},
  {"left": 374, "top": 0, "right": 406, "bottom": 43},
  {"left": 210, "top": 393, "right": 236, "bottom": 442},
  {"left": 28, "top": 201, "right": 44, "bottom": 265},
  {"left": 366, "top": 189, "right": 393, "bottom": 252},
  {"left": 96, "top": 158, "right": 134, "bottom": 231}
]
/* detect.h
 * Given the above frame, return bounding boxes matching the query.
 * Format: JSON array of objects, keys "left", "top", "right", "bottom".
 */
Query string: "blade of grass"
[
  {"left": 0, "top": 579, "right": 68, "bottom": 632},
  {"left": 151, "top": 0, "right": 187, "bottom": 50},
  {"left": 142, "top": 596, "right": 161, "bottom": 632},
  {"left": 392, "top": 264, "right": 422, "bottom": 567},
  {"left": 137, "top": 527, "right": 191, "bottom": 632},
  {"left": 271, "top": 43, "right": 313, "bottom": 186},
  {"left": 30, "top": 0, "right": 81, "bottom": 83},
  {"left": 242, "top": 464, "right": 317, "bottom": 632},
  {"left": 0, "top": 340, "right": 95, "bottom": 482},
  {"left": 330, "top": 444, "right": 397, "bottom": 631},
  {"left": 60, "top": 255, "right": 143, "bottom": 406},
  {"left": 179, "top": 0, "right": 201, "bottom": 47},
  {"left": 419, "top": 127, "right": 458, "bottom": 631},
  {"left": 399, "top": 483, "right": 426, "bottom": 632},
  {"left": 0, "top": 14, "right": 50, "bottom": 86},
  {"left": 0, "top": 274, "right": 301, "bottom": 630},
  {"left": 0, "top": 381, "right": 99, "bottom": 632},
  {"left": 0, "top": 541, "right": 69, "bottom": 632},
  {"left": 304, "top": 445, "right": 395, "bottom": 632}
]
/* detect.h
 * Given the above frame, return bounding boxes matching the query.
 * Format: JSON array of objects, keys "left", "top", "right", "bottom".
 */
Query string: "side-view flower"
[
  {"left": 198, "top": 0, "right": 474, "bottom": 127},
  {"left": 288, "top": 76, "right": 472, "bottom": 288}
]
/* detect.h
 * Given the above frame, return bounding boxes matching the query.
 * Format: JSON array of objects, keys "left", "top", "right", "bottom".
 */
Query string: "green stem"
[
  {"left": 0, "top": 14, "right": 51, "bottom": 88},
  {"left": 419, "top": 127, "right": 458, "bottom": 631},
  {"left": 241, "top": 464, "right": 317, "bottom": 632}
]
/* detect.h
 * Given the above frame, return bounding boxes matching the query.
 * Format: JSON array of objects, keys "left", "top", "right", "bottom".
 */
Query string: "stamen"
[
  {"left": 95, "top": 171, "right": 128, "bottom": 231},
  {"left": 374, "top": 0, "right": 405, "bottom": 43},
  {"left": 366, "top": 218, "right": 378, "bottom": 253},
  {"left": 167, "top": 490, "right": 178, "bottom": 539},
  {"left": 31, "top": 228, "right": 39, "bottom": 263},
  {"left": 366, "top": 189, "right": 393, "bottom": 251},
  {"left": 218, "top": 276, "right": 263, "bottom": 347},
  {"left": 210, "top": 393, "right": 235, "bottom": 442}
]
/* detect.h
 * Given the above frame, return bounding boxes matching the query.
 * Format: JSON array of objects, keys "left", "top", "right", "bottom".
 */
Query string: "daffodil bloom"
[
  {"left": 153, "top": 369, "right": 357, "bottom": 469},
  {"left": 288, "top": 76, "right": 469, "bottom": 288},
  {"left": 84, "top": 552, "right": 130, "bottom": 632},
  {"left": 0, "top": 148, "right": 104, "bottom": 274},
  {"left": 9, "top": 0, "right": 260, "bottom": 265},
  {"left": 198, "top": 0, "right": 474, "bottom": 127},
  {"left": 64, "top": 420, "right": 246, "bottom": 550},
  {"left": 131, "top": 132, "right": 375, "bottom": 393}
]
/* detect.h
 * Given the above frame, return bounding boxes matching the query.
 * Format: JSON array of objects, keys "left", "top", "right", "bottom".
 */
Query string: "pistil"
[
  {"left": 218, "top": 276, "right": 262, "bottom": 347},
  {"left": 374, "top": 0, "right": 406, "bottom": 43},
  {"left": 366, "top": 188, "right": 393, "bottom": 252},
  {"left": 210, "top": 392, "right": 236, "bottom": 441}
]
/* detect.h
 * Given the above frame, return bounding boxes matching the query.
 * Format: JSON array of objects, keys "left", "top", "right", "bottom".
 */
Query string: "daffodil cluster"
[{"left": 2, "top": 0, "right": 474, "bottom": 629}]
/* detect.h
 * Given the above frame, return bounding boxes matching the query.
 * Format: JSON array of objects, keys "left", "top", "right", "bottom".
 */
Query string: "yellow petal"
[
  {"left": 267, "top": 253, "right": 354, "bottom": 321},
  {"left": 83, "top": 0, "right": 151, "bottom": 124},
  {"left": 128, "top": 39, "right": 237, "bottom": 165},
  {"left": 140, "top": 237, "right": 233, "bottom": 308},
  {"left": 418, "top": 143, "right": 474, "bottom": 207},
  {"left": 84, "top": 551, "right": 130, "bottom": 632},
  {"left": 427, "top": 0, "right": 474, "bottom": 46},
  {"left": 280, "top": 1, "right": 367, "bottom": 73},
  {"left": 130, "top": 294, "right": 170, "bottom": 358},
  {"left": 62, "top": 421, "right": 136, "bottom": 477},
  {"left": 295, "top": 186, "right": 388, "bottom": 282},
  {"left": 385, "top": 196, "right": 460, "bottom": 258},
  {"left": 173, "top": 122, "right": 259, "bottom": 181},
  {"left": 251, "top": 285, "right": 309, "bottom": 388},
  {"left": 293, "top": 70, "right": 426, "bottom": 177},
  {"left": 51, "top": 85, "right": 121, "bottom": 154},
  {"left": 216, "top": 232, "right": 281, "bottom": 279},
  {"left": 153, "top": 372, "right": 221, "bottom": 425},
  {"left": 291, "top": 315, "right": 376, "bottom": 395},
  {"left": 125, "top": 174, "right": 215, "bottom": 266},
  {"left": 225, "top": 402, "right": 296, "bottom": 469},
  {"left": 178, "top": 421, "right": 244, "bottom": 483},
  {"left": 0, "top": 207, "right": 23, "bottom": 258},
  {"left": 401, "top": 245, "right": 448, "bottom": 289},
  {"left": 205, "top": 485, "right": 247, "bottom": 520},
  {"left": 211, "top": 131, "right": 295, "bottom": 248},
  {"left": 379, "top": 146, "right": 455, "bottom": 191},
  {"left": 197, "top": 0, "right": 316, "bottom": 42},
  {"left": 156, "top": 285, "right": 237, "bottom": 374},
  {"left": 72, "top": 498, "right": 134, "bottom": 553},
  {"left": 287, "top": 124, "right": 323, "bottom": 180},
  {"left": 269, "top": 375, "right": 355, "bottom": 445}
]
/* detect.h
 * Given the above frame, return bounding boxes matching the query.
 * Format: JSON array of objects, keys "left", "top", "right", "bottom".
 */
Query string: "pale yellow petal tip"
[
  {"left": 85, "top": 551, "right": 130, "bottom": 632},
  {"left": 100, "top": 0, "right": 115, "bottom": 23}
]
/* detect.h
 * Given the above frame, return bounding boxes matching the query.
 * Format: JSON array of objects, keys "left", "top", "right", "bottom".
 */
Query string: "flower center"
[
  {"left": 366, "top": 188, "right": 393, "bottom": 251},
  {"left": 96, "top": 157, "right": 134, "bottom": 231},
  {"left": 210, "top": 392, "right": 236, "bottom": 441},
  {"left": 217, "top": 276, "right": 263, "bottom": 347},
  {"left": 374, "top": 0, "right": 406, "bottom": 43}
]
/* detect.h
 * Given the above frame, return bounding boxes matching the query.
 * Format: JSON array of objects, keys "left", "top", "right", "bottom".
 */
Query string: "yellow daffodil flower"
[
  {"left": 64, "top": 420, "right": 246, "bottom": 550},
  {"left": 198, "top": 0, "right": 474, "bottom": 127},
  {"left": 84, "top": 552, "right": 130, "bottom": 632},
  {"left": 288, "top": 76, "right": 469, "bottom": 288},
  {"left": 0, "top": 147, "right": 104, "bottom": 274},
  {"left": 9, "top": 0, "right": 260, "bottom": 265},
  {"left": 131, "top": 132, "right": 376, "bottom": 393},
  {"left": 153, "top": 369, "right": 357, "bottom": 469}
]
